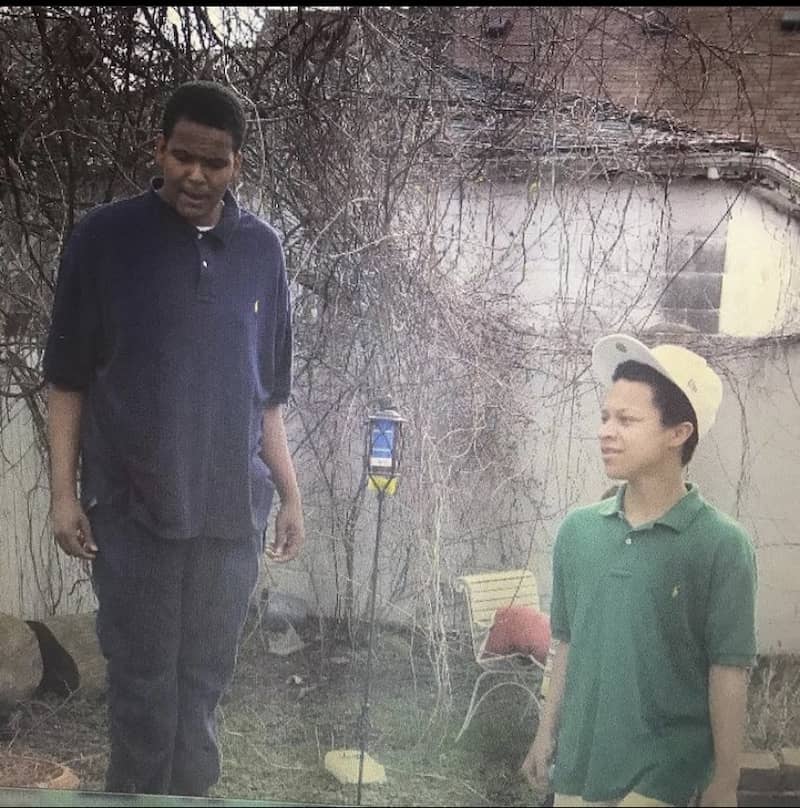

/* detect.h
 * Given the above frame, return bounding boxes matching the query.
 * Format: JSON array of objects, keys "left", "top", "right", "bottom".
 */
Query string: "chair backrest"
[{"left": 455, "top": 569, "right": 540, "bottom": 658}]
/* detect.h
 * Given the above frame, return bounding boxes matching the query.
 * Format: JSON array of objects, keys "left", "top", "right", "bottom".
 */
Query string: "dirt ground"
[
  {"left": 2, "top": 613, "right": 799, "bottom": 807},
  {"left": 2, "top": 615, "right": 548, "bottom": 806}
]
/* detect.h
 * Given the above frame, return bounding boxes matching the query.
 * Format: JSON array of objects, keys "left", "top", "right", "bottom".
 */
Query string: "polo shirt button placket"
[{"left": 197, "top": 252, "right": 214, "bottom": 301}]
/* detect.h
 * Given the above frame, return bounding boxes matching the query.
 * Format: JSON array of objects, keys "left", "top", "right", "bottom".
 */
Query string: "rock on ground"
[
  {"left": 0, "top": 614, "right": 43, "bottom": 710},
  {"left": 27, "top": 612, "right": 106, "bottom": 698}
]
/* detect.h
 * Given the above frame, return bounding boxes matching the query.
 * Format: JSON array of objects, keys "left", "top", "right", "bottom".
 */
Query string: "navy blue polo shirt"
[{"left": 43, "top": 179, "right": 293, "bottom": 540}]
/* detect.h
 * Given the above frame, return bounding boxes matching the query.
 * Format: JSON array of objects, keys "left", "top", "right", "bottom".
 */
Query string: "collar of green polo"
[{"left": 598, "top": 482, "right": 705, "bottom": 532}]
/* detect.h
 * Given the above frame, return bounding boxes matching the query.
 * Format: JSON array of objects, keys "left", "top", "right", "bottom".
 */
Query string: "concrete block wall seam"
[
  {"left": 660, "top": 305, "right": 720, "bottom": 334},
  {"left": 684, "top": 308, "right": 720, "bottom": 334},
  {"left": 690, "top": 244, "right": 727, "bottom": 275},
  {"left": 660, "top": 273, "right": 723, "bottom": 310}
]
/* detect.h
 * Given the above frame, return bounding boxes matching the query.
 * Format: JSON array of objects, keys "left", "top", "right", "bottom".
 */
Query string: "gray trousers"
[{"left": 90, "top": 506, "right": 260, "bottom": 795}]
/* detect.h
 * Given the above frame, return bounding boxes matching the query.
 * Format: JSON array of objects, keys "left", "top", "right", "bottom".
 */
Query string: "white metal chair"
[{"left": 454, "top": 569, "right": 546, "bottom": 742}]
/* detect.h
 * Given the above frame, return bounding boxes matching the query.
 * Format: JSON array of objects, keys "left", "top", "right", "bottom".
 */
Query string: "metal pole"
[{"left": 356, "top": 486, "right": 386, "bottom": 805}]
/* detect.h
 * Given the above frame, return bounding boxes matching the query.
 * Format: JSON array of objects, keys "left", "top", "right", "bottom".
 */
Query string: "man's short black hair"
[
  {"left": 162, "top": 81, "right": 246, "bottom": 152},
  {"left": 612, "top": 359, "right": 699, "bottom": 466}
]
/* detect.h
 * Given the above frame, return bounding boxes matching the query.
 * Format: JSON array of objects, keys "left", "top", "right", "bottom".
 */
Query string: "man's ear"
[
  {"left": 232, "top": 150, "right": 243, "bottom": 180},
  {"left": 670, "top": 421, "right": 694, "bottom": 449}
]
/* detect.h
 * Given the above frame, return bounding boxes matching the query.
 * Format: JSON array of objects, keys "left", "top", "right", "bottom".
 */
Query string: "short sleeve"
[
  {"left": 705, "top": 527, "right": 758, "bottom": 667},
  {"left": 549, "top": 521, "right": 572, "bottom": 642},
  {"left": 43, "top": 217, "right": 101, "bottom": 390},
  {"left": 266, "top": 245, "right": 293, "bottom": 407}
]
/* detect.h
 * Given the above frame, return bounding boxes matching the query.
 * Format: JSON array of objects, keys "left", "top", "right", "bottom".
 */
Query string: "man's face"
[
  {"left": 155, "top": 118, "right": 241, "bottom": 227},
  {"left": 598, "top": 379, "right": 687, "bottom": 480}
]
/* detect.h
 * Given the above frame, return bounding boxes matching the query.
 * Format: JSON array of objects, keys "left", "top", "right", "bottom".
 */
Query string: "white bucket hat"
[{"left": 592, "top": 333, "right": 723, "bottom": 439}]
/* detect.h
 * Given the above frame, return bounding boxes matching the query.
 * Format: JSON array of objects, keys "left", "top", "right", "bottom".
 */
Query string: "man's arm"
[
  {"left": 521, "top": 639, "right": 570, "bottom": 788},
  {"left": 261, "top": 404, "right": 304, "bottom": 562},
  {"left": 47, "top": 384, "right": 96, "bottom": 559},
  {"left": 700, "top": 664, "right": 749, "bottom": 807}
]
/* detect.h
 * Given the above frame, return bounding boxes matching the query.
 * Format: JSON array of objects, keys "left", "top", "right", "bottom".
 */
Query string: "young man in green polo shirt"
[{"left": 522, "top": 334, "right": 757, "bottom": 807}]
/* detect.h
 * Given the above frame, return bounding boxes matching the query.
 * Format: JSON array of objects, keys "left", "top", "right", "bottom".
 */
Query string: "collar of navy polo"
[{"left": 149, "top": 176, "right": 241, "bottom": 243}]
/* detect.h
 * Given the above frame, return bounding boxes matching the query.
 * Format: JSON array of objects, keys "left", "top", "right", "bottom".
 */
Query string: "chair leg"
[
  {"left": 522, "top": 690, "right": 541, "bottom": 719},
  {"left": 455, "top": 670, "right": 492, "bottom": 742},
  {"left": 455, "top": 673, "right": 539, "bottom": 742}
]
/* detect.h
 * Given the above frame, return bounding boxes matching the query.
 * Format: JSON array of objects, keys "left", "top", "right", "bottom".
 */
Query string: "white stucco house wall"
[{"left": 421, "top": 74, "right": 800, "bottom": 653}]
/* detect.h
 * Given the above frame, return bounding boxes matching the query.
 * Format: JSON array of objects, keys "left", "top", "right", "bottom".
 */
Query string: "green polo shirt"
[{"left": 549, "top": 483, "right": 757, "bottom": 805}]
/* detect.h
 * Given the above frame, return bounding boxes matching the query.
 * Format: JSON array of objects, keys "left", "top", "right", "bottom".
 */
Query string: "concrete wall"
[
  {"left": 513, "top": 342, "right": 800, "bottom": 655},
  {"left": 0, "top": 398, "right": 94, "bottom": 619},
  {"left": 254, "top": 332, "right": 800, "bottom": 656},
  {"left": 449, "top": 174, "right": 800, "bottom": 652},
  {"left": 272, "top": 172, "right": 800, "bottom": 654},
  {"left": 721, "top": 188, "right": 800, "bottom": 337},
  {"left": 3, "top": 171, "right": 798, "bottom": 656},
  {"left": 696, "top": 345, "right": 800, "bottom": 652},
  {"left": 432, "top": 174, "right": 743, "bottom": 335},
  {"left": 430, "top": 172, "right": 800, "bottom": 340}
]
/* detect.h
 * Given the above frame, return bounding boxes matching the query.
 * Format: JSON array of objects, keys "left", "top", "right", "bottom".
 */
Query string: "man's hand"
[
  {"left": 52, "top": 496, "right": 97, "bottom": 560},
  {"left": 700, "top": 774, "right": 739, "bottom": 807},
  {"left": 521, "top": 727, "right": 555, "bottom": 789},
  {"left": 266, "top": 499, "right": 305, "bottom": 563}
]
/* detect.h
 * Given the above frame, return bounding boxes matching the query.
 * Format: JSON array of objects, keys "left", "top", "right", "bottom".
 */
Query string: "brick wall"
[{"left": 451, "top": 7, "right": 800, "bottom": 166}]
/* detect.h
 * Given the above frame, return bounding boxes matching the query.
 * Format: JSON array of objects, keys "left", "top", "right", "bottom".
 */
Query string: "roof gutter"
[{"left": 644, "top": 149, "right": 800, "bottom": 208}]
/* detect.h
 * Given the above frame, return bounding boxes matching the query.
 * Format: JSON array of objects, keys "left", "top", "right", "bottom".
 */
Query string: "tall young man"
[
  {"left": 44, "top": 81, "right": 304, "bottom": 795},
  {"left": 522, "top": 334, "right": 757, "bottom": 807}
]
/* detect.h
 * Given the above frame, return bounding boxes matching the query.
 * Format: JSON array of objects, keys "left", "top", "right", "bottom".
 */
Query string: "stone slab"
[
  {"left": 779, "top": 747, "right": 800, "bottom": 790},
  {"left": 737, "top": 790, "right": 800, "bottom": 807},
  {"left": 28, "top": 613, "right": 106, "bottom": 698},
  {"left": 324, "top": 749, "right": 386, "bottom": 785},
  {"left": 0, "top": 614, "right": 43, "bottom": 709},
  {"left": 738, "top": 751, "right": 782, "bottom": 791}
]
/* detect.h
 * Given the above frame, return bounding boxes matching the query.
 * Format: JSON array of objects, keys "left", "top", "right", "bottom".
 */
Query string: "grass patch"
[
  {"left": 213, "top": 618, "right": 546, "bottom": 806},
  {"left": 3, "top": 614, "right": 799, "bottom": 806}
]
